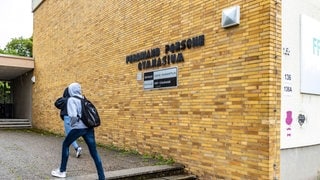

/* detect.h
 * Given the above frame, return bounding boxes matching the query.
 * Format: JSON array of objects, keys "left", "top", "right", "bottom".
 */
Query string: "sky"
[{"left": 0, "top": 0, "right": 33, "bottom": 49}]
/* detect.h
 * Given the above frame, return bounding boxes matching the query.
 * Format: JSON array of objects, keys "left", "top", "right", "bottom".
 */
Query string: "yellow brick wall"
[{"left": 32, "top": 0, "right": 281, "bottom": 179}]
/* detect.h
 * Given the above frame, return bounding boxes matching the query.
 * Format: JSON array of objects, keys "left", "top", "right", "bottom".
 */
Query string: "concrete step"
[
  {"left": 0, "top": 119, "right": 31, "bottom": 128},
  {"left": 149, "top": 174, "right": 198, "bottom": 180},
  {"left": 58, "top": 164, "right": 197, "bottom": 180}
]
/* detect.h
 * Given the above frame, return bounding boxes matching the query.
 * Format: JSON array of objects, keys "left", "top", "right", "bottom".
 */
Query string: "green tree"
[
  {"left": 0, "top": 81, "right": 12, "bottom": 104},
  {"left": 0, "top": 36, "right": 33, "bottom": 57}
]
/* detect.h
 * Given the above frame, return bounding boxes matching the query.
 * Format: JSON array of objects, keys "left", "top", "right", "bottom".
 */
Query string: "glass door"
[{"left": 0, "top": 81, "right": 13, "bottom": 118}]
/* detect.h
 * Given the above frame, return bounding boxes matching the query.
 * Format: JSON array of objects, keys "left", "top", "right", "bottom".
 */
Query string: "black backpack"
[
  {"left": 54, "top": 97, "right": 66, "bottom": 110},
  {"left": 73, "top": 96, "right": 101, "bottom": 128},
  {"left": 54, "top": 97, "right": 68, "bottom": 120}
]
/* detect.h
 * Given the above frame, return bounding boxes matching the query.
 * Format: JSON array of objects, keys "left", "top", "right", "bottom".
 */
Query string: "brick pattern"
[{"left": 32, "top": 0, "right": 281, "bottom": 179}]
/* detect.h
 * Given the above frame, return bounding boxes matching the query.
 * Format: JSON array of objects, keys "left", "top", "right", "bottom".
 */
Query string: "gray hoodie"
[{"left": 67, "top": 82, "right": 87, "bottom": 129}]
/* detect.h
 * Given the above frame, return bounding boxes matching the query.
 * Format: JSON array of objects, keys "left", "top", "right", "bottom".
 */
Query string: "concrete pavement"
[{"left": 0, "top": 128, "right": 168, "bottom": 179}]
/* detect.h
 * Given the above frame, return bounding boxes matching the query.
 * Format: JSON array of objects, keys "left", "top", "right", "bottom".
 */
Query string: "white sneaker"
[
  {"left": 76, "top": 147, "right": 82, "bottom": 158},
  {"left": 51, "top": 168, "right": 66, "bottom": 178}
]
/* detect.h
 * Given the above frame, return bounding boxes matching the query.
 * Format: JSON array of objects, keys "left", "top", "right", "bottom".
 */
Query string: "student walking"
[
  {"left": 55, "top": 87, "right": 82, "bottom": 158},
  {"left": 51, "top": 82, "right": 105, "bottom": 180}
]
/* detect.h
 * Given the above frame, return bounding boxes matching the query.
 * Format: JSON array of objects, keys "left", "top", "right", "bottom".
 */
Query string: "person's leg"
[
  {"left": 63, "top": 115, "right": 80, "bottom": 149},
  {"left": 82, "top": 128, "right": 105, "bottom": 180},
  {"left": 52, "top": 128, "right": 86, "bottom": 178},
  {"left": 60, "top": 129, "right": 86, "bottom": 172}
]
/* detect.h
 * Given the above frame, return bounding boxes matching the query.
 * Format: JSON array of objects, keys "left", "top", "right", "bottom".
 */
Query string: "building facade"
[
  {"left": 32, "top": 0, "right": 282, "bottom": 179},
  {"left": 281, "top": 0, "right": 320, "bottom": 179}
]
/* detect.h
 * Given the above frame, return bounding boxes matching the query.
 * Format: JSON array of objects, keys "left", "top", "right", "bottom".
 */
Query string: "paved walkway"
[{"left": 0, "top": 129, "right": 163, "bottom": 179}]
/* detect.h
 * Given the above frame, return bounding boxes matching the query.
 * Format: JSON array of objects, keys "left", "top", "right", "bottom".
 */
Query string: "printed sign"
[
  {"left": 300, "top": 15, "right": 320, "bottom": 94},
  {"left": 144, "top": 67, "right": 177, "bottom": 90},
  {"left": 283, "top": 72, "right": 293, "bottom": 97}
]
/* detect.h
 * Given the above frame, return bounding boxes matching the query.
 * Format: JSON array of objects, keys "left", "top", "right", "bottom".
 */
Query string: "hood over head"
[
  {"left": 63, "top": 87, "right": 70, "bottom": 98},
  {"left": 68, "top": 82, "right": 82, "bottom": 97}
]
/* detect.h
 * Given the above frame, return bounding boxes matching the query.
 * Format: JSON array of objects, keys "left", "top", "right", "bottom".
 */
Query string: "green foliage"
[
  {"left": 152, "top": 154, "right": 175, "bottom": 165},
  {"left": 104, "top": 144, "right": 175, "bottom": 165},
  {"left": 0, "top": 81, "right": 12, "bottom": 103},
  {"left": 0, "top": 36, "right": 33, "bottom": 57}
]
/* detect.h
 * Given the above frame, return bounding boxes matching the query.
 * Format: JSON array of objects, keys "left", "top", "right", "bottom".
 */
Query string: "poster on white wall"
[{"left": 300, "top": 15, "right": 320, "bottom": 95}]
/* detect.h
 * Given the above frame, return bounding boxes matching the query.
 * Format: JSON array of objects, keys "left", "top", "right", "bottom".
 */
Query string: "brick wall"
[{"left": 32, "top": 0, "right": 281, "bottom": 179}]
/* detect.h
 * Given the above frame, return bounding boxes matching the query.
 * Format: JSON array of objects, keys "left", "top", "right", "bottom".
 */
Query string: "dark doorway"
[{"left": 0, "top": 81, "right": 13, "bottom": 118}]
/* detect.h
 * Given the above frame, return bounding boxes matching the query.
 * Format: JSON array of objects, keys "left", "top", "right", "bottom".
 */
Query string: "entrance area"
[
  {"left": 0, "top": 81, "right": 13, "bottom": 118},
  {"left": 0, "top": 54, "right": 34, "bottom": 127}
]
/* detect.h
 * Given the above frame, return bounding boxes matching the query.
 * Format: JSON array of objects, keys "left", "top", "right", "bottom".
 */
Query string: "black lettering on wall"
[
  {"left": 186, "top": 39, "right": 192, "bottom": 49},
  {"left": 126, "top": 35, "right": 205, "bottom": 70},
  {"left": 181, "top": 40, "right": 186, "bottom": 50},
  {"left": 177, "top": 53, "right": 184, "bottom": 62}
]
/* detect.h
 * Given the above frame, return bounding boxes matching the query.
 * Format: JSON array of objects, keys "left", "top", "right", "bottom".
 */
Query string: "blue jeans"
[
  {"left": 60, "top": 128, "right": 105, "bottom": 180},
  {"left": 63, "top": 116, "right": 79, "bottom": 150}
]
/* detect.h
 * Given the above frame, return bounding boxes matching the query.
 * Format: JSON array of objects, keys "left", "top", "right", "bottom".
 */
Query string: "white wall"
[
  {"left": 281, "top": 145, "right": 320, "bottom": 180},
  {"left": 281, "top": 0, "right": 320, "bottom": 149},
  {"left": 13, "top": 71, "right": 33, "bottom": 120},
  {"left": 281, "top": 0, "right": 320, "bottom": 179}
]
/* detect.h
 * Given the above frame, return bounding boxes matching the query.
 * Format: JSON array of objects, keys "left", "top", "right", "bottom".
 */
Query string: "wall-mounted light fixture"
[
  {"left": 221, "top": 5, "right": 240, "bottom": 28},
  {"left": 31, "top": 76, "right": 36, "bottom": 84}
]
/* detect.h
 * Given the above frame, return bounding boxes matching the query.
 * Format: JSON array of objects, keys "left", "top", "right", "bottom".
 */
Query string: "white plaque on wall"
[{"left": 300, "top": 15, "right": 320, "bottom": 95}]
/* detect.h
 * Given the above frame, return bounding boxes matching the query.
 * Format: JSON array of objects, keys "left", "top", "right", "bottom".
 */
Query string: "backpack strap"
[{"left": 72, "top": 96, "right": 84, "bottom": 119}]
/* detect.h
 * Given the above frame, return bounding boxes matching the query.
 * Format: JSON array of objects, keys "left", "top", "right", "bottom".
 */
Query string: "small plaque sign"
[{"left": 144, "top": 67, "right": 178, "bottom": 90}]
